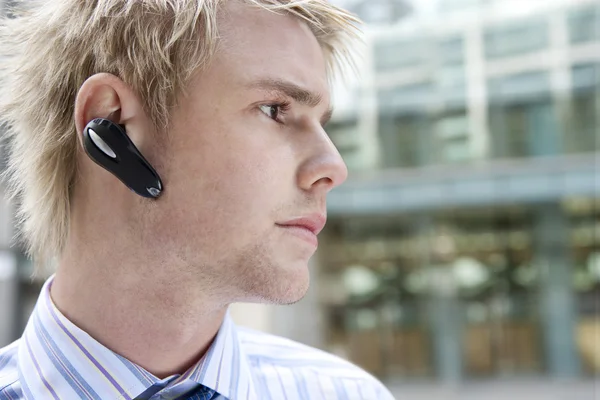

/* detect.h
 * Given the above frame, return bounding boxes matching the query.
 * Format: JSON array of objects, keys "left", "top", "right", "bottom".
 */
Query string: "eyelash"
[{"left": 259, "top": 101, "right": 291, "bottom": 124}]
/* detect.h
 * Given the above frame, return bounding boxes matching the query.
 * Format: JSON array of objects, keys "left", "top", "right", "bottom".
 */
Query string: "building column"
[
  {"left": 548, "top": 8, "right": 572, "bottom": 154},
  {"left": 535, "top": 203, "right": 581, "bottom": 379},
  {"left": 428, "top": 294, "right": 463, "bottom": 383},
  {"left": 419, "top": 216, "right": 464, "bottom": 383},
  {"left": 465, "top": 20, "right": 490, "bottom": 161},
  {"left": 549, "top": 7, "right": 572, "bottom": 103}
]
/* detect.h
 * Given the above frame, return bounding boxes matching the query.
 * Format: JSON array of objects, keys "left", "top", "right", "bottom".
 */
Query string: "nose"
[{"left": 297, "top": 127, "right": 348, "bottom": 193}]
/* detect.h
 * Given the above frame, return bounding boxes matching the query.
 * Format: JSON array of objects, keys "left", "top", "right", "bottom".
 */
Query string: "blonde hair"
[{"left": 0, "top": 0, "right": 360, "bottom": 270}]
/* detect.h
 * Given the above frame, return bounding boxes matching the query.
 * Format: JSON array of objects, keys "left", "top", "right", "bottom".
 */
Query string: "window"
[
  {"left": 484, "top": 19, "right": 549, "bottom": 59},
  {"left": 437, "top": 64, "right": 467, "bottom": 105},
  {"left": 374, "top": 38, "right": 427, "bottom": 72},
  {"left": 436, "top": 114, "right": 471, "bottom": 163},
  {"left": 326, "top": 120, "right": 366, "bottom": 172},
  {"left": 572, "top": 64, "right": 600, "bottom": 93},
  {"left": 568, "top": 5, "right": 600, "bottom": 44},
  {"left": 378, "top": 83, "right": 435, "bottom": 114},
  {"left": 489, "top": 101, "right": 561, "bottom": 159},
  {"left": 488, "top": 71, "right": 551, "bottom": 104},
  {"left": 378, "top": 114, "right": 431, "bottom": 168},
  {"left": 438, "top": 0, "right": 489, "bottom": 13},
  {"left": 567, "top": 64, "right": 599, "bottom": 154},
  {"left": 437, "top": 37, "right": 467, "bottom": 105},
  {"left": 564, "top": 94, "right": 599, "bottom": 154},
  {"left": 350, "top": 0, "right": 412, "bottom": 26},
  {"left": 489, "top": 105, "right": 530, "bottom": 159},
  {"left": 438, "top": 37, "right": 465, "bottom": 66}
]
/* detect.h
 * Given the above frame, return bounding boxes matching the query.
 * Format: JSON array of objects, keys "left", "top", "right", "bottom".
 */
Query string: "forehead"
[{"left": 215, "top": 1, "right": 330, "bottom": 98}]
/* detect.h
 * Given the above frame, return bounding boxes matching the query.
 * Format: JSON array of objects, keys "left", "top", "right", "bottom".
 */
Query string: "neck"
[{"left": 51, "top": 240, "right": 228, "bottom": 379}]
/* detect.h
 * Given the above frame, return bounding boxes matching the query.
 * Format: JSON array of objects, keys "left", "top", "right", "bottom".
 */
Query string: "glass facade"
[
  {"left": 568, "top": 4, "right": 600, "bottom": 44},
  {"left": 320, "top": 0, "right": 600, "bottom": 386},
  {"left": 319, "top": 203, "right": 600, "bottom": 380},
  {"left": 438, "top": 0, "right": 490, "bottom": 13},
  {"left": 374, "top": 38, "right": 427, "bottom": 72},
  {"left": 484, "top": 18, "right": 549, "bottom": 59}
]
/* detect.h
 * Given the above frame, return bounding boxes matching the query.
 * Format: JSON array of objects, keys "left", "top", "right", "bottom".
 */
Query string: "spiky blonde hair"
[{"left": 0, "top": 0, "right": 360, "bottom": 270}]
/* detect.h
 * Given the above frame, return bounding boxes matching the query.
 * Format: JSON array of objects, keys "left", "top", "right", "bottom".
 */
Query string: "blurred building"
[
  {"left": 307, "top": 0, "right": 600, "bottom": 385},
  {"left": 0, "top": 0, "right": 599, "bottom": 394}
]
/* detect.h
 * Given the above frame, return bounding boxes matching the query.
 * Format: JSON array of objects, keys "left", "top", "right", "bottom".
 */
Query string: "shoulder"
[
  {"left": 0, "top": 340, "right": 23, "bottom": 399},
  {"left": 237, "top": 327, "right": 395, "bottom": 400}
]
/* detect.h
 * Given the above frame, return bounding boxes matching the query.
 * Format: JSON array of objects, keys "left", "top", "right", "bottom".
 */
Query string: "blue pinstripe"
[
  {"left": 115, "top": 353, "right": 155, "bottom": 385},
  {"left": 332, "top": 376, "right": 349, "bottom": 399},
  {"left": 293, "top": 368, "right": 311, "bottom": 399},
  {"left": 32, "top": 311, "right": 101, "bottom": 400},
  {"left": 0, "top": 384, "right": 21, "bottom": 400}
]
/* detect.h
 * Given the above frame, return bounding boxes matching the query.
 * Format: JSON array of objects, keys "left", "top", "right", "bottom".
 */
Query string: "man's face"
[{"left": 144, "top": 2, "right": 347, "bottom": 304}]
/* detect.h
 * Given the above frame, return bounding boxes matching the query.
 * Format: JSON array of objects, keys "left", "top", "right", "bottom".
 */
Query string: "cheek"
[
  {"left": 184, "top": 120, "right": 291, "bottom": 196},
  {"left": 162, "top": 134, "right": 289, "bottom": 237},
  {"left": 159, "top": 106, "right": 298, "bottom": 234}
]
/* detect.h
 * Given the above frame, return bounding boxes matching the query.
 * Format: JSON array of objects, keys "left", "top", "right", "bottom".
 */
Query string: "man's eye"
[{"left": 259, "top": 104, "right": 281, "bottom": 121}]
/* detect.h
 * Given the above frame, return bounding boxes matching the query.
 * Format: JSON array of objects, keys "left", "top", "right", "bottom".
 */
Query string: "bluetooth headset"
[{"left": 82, "top": 118, "right": 163, "bottom": 199}]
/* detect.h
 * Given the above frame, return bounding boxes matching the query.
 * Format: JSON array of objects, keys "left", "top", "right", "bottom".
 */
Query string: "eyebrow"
[{"left": 247, "top": 78, "right": 334, "bottom": 126}]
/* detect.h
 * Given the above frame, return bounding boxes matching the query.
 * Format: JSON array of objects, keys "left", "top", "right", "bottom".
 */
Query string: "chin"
[
  {"left": 276, "top": 257, "right": 313, "bottom": 303},
  {"left": 239, "top": 259, "right": 311, "bottom": 306},
  {"left": 274, "top": 277, "right": 311, "bottom": 305},
  {"left": 264, "top": 271, "right": 310, "bottom": 305},
  {"left": 224, "top": 238, "right": 314, "bottom": 305}
]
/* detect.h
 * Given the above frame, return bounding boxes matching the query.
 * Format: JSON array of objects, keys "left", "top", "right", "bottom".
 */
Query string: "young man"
[{"left": 0, "top": 0, "right": 395, "bottom": 399}]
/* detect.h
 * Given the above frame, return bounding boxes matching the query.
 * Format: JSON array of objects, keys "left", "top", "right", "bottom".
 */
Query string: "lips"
[
  {"left": 275, "top": 214, "right": 327, "bottom": 247},
  {"left": 276, "top": 214, "right": 327, "bottom": 235}
]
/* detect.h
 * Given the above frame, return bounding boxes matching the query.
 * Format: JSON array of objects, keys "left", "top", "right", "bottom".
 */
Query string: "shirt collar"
[{"left": 18, "top": 276, "right": 258, "bottom": 400}]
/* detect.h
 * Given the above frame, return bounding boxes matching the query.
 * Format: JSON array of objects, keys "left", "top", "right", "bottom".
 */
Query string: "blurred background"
[{"left": 0, "top": 0, "right": 598, "bottom": 398}]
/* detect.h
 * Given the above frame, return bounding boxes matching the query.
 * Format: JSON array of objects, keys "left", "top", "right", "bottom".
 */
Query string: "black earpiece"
[{"left": 82, "top": 118, "right": 163, "bottom": 199}]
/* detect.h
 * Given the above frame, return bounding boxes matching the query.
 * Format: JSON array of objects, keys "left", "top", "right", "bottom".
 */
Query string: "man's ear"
[{"left": 74, "top": 73, "right": 143, "bottom": 147}]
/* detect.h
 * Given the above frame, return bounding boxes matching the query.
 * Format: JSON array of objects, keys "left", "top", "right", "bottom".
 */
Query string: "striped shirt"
[{"left": 0, "top": 277, "right": 395, "bottom": 400}]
